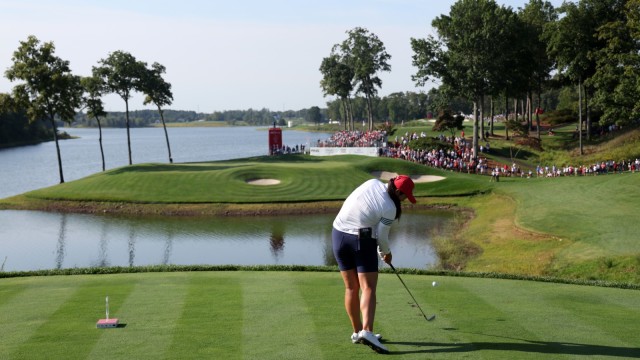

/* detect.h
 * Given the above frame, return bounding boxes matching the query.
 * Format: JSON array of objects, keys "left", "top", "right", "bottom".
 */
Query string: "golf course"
[{"left": 1, "top": 123, "right": 640, "bottom": 358}]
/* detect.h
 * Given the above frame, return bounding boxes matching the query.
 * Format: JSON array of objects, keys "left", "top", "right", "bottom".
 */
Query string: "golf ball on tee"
[{"left": 432, "top": 281, "right": 438, "bottom": 287}]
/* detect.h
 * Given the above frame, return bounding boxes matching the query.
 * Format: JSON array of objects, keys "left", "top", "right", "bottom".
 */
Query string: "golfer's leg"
[
  {"left": 358, "top": 271, "right": 378, "bottom": 332},
  {"left": 340, "top": 269, "right": 362, "bottom": 332}
]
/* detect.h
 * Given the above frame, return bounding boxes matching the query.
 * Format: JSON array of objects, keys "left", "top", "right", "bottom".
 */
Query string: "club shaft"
[{"left": 389, "top": 264, "right": 434, "bottom": 320}]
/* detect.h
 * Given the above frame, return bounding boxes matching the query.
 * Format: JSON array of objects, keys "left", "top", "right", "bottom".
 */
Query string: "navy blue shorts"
[{"left": 332, "top": 228, "right": 379, "bottom": 273}]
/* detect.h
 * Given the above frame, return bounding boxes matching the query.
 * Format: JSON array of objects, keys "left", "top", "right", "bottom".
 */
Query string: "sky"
[{"left": 0, "top": 0, "right": 563, "bottom": 113}]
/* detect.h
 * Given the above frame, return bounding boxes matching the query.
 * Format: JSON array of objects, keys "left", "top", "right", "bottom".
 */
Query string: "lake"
[
  {"left": 0, "top": 126, "right": 330, "bottom": 199},
  {"left": 0, "top": 126, "right": 452, "bottom": 272}
]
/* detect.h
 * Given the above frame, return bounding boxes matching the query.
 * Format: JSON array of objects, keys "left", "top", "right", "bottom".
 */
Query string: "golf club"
[{"left": 389, "top": 263, "right": 436, "bottom": 321}]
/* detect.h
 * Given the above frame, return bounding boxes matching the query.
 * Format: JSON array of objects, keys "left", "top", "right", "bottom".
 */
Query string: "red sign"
[{"left": 268, "top": 128, "right": 282, "bottom": 155}]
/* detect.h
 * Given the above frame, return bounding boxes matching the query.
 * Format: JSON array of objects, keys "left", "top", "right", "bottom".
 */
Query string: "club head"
[{"left": 426, "top": 314, "right": 436, "bottom": 321}]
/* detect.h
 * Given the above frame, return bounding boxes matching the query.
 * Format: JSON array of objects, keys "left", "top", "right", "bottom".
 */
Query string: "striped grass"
[
  {"left": 18, "top": 155, "right": 491, "bottom": 203},
  {"left": 0, "top": 271, "right": 638, "bottom": 359}
]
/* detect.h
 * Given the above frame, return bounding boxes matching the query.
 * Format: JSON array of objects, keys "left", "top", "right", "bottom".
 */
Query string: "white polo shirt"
[{"left": 332, "top": 179, "right": 397, "bottom": 254}]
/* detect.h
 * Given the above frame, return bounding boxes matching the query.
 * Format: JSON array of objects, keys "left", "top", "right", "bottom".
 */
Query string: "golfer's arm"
[{"left": 376, "top": 218, "right": 393, "bottom": 254}]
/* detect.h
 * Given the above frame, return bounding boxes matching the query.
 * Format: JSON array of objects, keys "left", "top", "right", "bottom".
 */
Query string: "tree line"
[
  {"left": 414, "top": 0, "right": 640, "bottom": 157},
  {"left": 72, "top": 108, "right": 321, "bottom": 127},
  {"left": 320, "top": 0, "right": 640, "bottom": 158},
  {"left": 2, "top": 35, "right": 175, "bottom": 183}
]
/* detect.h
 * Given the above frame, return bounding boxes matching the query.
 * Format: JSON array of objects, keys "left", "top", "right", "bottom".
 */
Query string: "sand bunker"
[
  {"left": 371, "top": 171, "right": 445, "bottom": 183},
  {"left": 246, "top": 178, "right": 281, "bottom": 186}
]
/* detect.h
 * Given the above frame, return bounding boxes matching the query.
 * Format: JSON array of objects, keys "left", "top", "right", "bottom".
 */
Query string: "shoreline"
[{"left": 0, "top": 195, "right": 456, "bottom": 217}]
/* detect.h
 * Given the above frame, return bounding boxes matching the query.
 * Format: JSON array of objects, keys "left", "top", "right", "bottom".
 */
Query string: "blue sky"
[{"left": 0, "top": 0, "right": 563, "bottom": 113}]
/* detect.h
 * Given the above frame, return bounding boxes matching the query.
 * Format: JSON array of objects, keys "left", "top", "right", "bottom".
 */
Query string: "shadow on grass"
[
  {"left": 96, "top": 323, "right": 127, "bottom": 329},
  {"left": 386, "top": 334, "right": 640, "bottom": 358}
]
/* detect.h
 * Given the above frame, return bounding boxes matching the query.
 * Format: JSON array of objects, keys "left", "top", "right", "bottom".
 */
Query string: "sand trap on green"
[
  {"left": 372, "top": 171, "right": 445, "bottom": 183},
  {"left": 245, "top": 178, "right": 281, "bottom": 185}
]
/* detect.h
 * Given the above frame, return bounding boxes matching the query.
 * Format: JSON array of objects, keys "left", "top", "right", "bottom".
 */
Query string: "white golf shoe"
[
  {"left": 351, "top": 332, "right": 382, "bottom": 344},
  {"left": 357, "top": 330, "right": 389, "bottom": 354}
]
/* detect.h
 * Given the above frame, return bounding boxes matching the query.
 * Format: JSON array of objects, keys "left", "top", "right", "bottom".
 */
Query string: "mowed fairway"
[{"left": 1, "top": 271, "right": 638, "bottom": 359}]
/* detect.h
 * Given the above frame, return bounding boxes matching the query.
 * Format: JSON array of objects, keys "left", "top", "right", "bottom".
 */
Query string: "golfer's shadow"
[{"left": 384, "top": 331, "right": 640, "bottom": 358}]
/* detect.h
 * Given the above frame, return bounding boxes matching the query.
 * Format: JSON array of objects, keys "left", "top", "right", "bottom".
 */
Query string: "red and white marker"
[{"left": 96, "top": 296, "right": 119, "bottom": 328}]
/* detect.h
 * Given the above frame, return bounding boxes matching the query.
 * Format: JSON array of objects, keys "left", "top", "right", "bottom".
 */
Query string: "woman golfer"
[{"left": 332, "top": 175, "right": 416, "bottom": 354}]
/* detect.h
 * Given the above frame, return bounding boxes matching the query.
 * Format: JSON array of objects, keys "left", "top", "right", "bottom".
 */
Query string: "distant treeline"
[
  {"left": 0, "top": 111, "right": 54, "bottom": 148},
  {"left": 73, "top": 109, "right": 204, "bottom": 128},
  {"left": 3, "top": 88, "right": 569, "bottom": 147},
  {"left": 0, "top": 106, "right": 319, "bottom": 147},
  {"left": 72, "top": 108, "right": 315, "bottom": 128}
]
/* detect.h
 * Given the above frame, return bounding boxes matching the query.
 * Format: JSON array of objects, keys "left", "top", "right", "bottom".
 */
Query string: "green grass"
[
  {"left": 19, "top": 155, "right": 491, "bottom": 203},
  {"left": 499, "top": 175, "right": 640, "bottom": 257},
  {"left": 492, "top": 174, "right": 640, "bottom": 282},
  {"left": 3, "top": 124, "right": 640, "bottom": 358},
  {"left": 1, "top": 270, "right": 638, "bottom": 359}
]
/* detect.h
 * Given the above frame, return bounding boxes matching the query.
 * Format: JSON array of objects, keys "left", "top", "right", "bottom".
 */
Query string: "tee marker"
[{"left": 96, "top": 296, "right": 119, "bottom": 328}]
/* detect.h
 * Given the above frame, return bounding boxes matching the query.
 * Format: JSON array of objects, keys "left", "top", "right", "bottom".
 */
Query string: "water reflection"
[
  {"left": 269, "top": 223, "right": 285, "bottom": 261},
  {"left": 55, "top": 213, "right": 68, "bottom": 270},
  {"left": 162, "top": 232, "right": 173, "bottom": 266},
  {"left": 128, "top": 227, "right": 136, "bottom": 268},
  {"left": 322, "top": 232, "right": 337, "bottom": 267},
  {"left": 96, "top": 222, "right": 110, "bottom": 267},
  {"left": 0, "top": 209, "right": 454, "bottom": 272}
]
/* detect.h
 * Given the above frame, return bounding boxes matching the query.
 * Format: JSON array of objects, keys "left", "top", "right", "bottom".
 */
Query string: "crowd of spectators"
[
  {"left": 315, "top": 129, "right": 640, "bottom": 179},
  {"left": 381, "top": 134, "right": 488, "bottom": 174},
  {"left": 316, "top": 130, "right": 386, "bottom": 148},
  {"left": 270, "top": 144, "right": 306, "bottom": 155},
  {"left": 533, "top": 160, "right": 640, "bottom": 177}
]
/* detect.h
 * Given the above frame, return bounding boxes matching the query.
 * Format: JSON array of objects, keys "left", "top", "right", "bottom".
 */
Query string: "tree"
[
  {"left": 406, "top": 91, "right": 429, "bottom": 121},
  {"left": 306, "top": 106, "right": 322, "bottom": 125},
  {"left": 589, "top": 0, "right": 640, "bottom": 127},
  {"left": 81, "top": 75, "right": 108, "bottom": 171},
  {"left": 0, "top": 93, "right": 51, "bottom": 146},
  {"left": 94, "top": 51, "right": 147, "bottom": 165},
  {"left": 544, "top": 1, "right": 599, "bottom": 151},
  {"left": 339, "top": 27, "right": 391, "bottom": 131},
  {"left": 432, "top": 109, "right": 464, "bottom": 138},
  {"left": 319, "top": 52, "right": 355, "bottom": 130},
  {"left": 412, "top": 0, "right": 517, "bottom": 160},
  {"left": 386, "top": 92, "right": 409, "bottom": 124},
  {"left": 141, "top": 62, "right": 174, "bottom": 163},
  {"left": 505, "top": 118, "right": 529, "bottom": 138},
  {"left": 325, "top": 99, "right": 342, "bottom": 125},
  {"left": 629, "top": 0, "right": 640, "bottom": 119},
  {"left": 519, "top": 0, "right": 558, "bottom": 140},
  {"left": 5, "top": 35, "right": 83, "bottom": 183}
]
